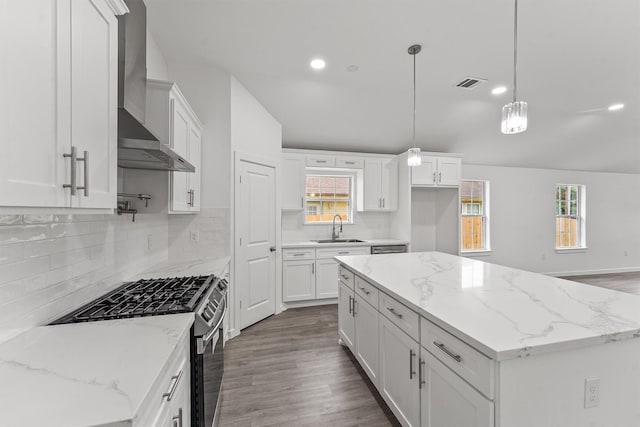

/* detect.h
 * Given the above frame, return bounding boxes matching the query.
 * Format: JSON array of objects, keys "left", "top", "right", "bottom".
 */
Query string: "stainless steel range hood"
[{"left": 117, "top": 0, "right": 195, "bottom": 173}]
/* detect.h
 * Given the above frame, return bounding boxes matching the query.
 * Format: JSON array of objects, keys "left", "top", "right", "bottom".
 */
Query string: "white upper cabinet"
[
  {"left": 412, "top": 156, "right": 461, "bottom": 188},
  {"left": 281, "top": 154, "right": 305, "bottom": 210},
  {"left": 0, "top": 0, "right": 123, "bottom": 209},
  {"left": 364, "top": 158, "right": 398, "bottom": 211},
  {"left": 146, "top": 80, "right": 203, "bottom": 213}
]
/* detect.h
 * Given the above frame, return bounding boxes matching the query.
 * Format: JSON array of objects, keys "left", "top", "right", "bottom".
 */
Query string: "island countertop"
[
  {"left": 0, "top": 313, "right": 194, "bottom": 427},
  {"left": 335, "top": 251, "right": 640, "bottom": 361}
]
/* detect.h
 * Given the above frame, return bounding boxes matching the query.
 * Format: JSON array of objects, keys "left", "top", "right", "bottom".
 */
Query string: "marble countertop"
[
  {"left": 282, "top": 239, "right": 408, "bottom": 248},
  {"left": 0, "top": 313, "right": 194, "bottom": 427},
  {"left": 132, "top": 256, "right": 230, "bottom": 280},
  {"left": 335, "top": 251, "right": 640, "bottom": 361}
]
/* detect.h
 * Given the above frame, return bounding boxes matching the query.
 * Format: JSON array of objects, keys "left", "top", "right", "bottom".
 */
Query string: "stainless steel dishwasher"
[{"left": 370, "top": 244, "right": 408, "bottom": 254}]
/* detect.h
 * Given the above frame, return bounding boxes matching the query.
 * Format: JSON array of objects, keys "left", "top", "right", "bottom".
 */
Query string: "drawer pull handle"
[
  {"left": 162, "top": 369, "right": 183, "bottom": 401},
  {"left": 345, "top": 161, "right": 355, "bottom": 165},
  {"left": 293, "top": 253, "right": 305, "bottom": 257},
  {"left": 341, "top": 274, "right": 350, "bottom": 281},
  {"left": 358, "top": 286, "right": 370, "bottom": 295},
  {"left": 386, "top": 307, "right": 403, "bottom": 319},
  {"left": 338, "top": 251, "right": 349, "bottom": 255},
  {"left": 433, "top": 341, "right": 462, "bottom": 363}
]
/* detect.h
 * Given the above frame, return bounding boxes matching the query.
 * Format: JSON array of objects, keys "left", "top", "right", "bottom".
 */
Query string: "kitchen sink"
[{"left": 312, "top": 239, "right": 365, "bottom": 243}]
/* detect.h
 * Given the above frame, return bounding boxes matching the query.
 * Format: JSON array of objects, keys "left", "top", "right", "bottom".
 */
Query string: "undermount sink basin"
[{"left": 312, "top": 239, "right": 365, "bottom": 244}]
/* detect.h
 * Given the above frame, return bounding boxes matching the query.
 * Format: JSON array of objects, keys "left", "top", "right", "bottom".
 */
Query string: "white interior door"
[{"left": 238, "top": 160, "right": 276, "bottom": 329}]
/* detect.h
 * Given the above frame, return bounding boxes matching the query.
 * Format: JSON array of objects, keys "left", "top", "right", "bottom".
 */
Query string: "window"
[
  {"left": 556, "top": 184, "right": 586, "bottom": 249},
  {"left": 460, "top": 180, "right": 490, "bottom": 252},
  {"left": 305, "top": 175, "right": 353, "bottom": 223}
]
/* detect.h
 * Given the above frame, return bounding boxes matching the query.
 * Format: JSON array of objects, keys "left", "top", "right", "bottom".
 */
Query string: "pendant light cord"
[
  {"left": 513, "top": 0, "right": 518, "bottom": 103},
  {"left": 413, "top": 51, "right": 417, "bottom": 148}
]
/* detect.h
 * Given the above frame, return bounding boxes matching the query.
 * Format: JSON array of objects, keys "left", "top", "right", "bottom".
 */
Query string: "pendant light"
[
  {"left": 501, "top": 0, "right": 528, "bottom": 134},
  {"left": 407, "top": 44, "right": 422, "bottom": 166}
]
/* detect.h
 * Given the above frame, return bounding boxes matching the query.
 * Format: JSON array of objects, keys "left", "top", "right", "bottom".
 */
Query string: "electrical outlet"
[
  {"left": 584, "top": 378, "right": 600, "bottom": 408},
  {"left": 190, "top": 231, "right": 200, "bottom": 242}
]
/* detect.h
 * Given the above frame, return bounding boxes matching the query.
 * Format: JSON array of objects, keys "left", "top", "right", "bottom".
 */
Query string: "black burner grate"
[{"left": 52, "top": 275, "right": 216, "bottom": 324}]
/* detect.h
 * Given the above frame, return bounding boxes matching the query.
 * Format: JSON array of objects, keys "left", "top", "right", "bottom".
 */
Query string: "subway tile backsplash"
[
  {"left": 168, "top": 208, "right": 230, "bottom": 262},
  {"left": 0, "top": 213, "right": 169, "bottom": 342}
]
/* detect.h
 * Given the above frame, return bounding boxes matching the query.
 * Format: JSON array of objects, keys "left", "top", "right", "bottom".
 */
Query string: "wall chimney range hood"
[{"left": 116, "top": 0, "right": 195, "bottom": 173}]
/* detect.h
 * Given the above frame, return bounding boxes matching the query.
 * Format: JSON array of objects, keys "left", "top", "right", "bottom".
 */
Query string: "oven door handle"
[{"left": 197, "top": 314, "right": 225, "bottom": 354}]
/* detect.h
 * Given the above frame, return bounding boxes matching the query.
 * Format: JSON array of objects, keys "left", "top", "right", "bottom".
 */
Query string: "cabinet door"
[
  {"left": 170, "top": 99, "right": 191, "bottom": 212},
  {"left": 189, "top": 127, "right": 202, "bottom": 211},
  {"left": 436, "top": 157, "right": 461, "bottom": 187},
  {"left": 411, "top": 156, "right": 437, "bottom": 186},
  {"left": 380, "top": 158, "right": 398, "bottom": 211},
  {"left": 363, "top": 159, "right": 382, "bottom": 211},
  {"left": 354, "top": 296, "right": 379, "bottom": 386},
  {"left": 283, "top": 260, "right": 315, "bottom": 302},
  {"left": 70, "top": 0, "right": 118, "bottom": 209},
  {"left": 315, "top": 258, "right": 339, "bottom": 299},
  {"left": 379, "top": 315, "right": 420, "bottom": 427},
  {"left": 0, "top": 0, "right": 70, "bottom": 208},
  {"left": 421, "top": 349, "right": 493, "bottom": 427},
  {"left": 281, "top": 154, "right": 305, "bottom": 210},
  {"left": 338, "top": 281, "right": 355, "bottom": 351}
]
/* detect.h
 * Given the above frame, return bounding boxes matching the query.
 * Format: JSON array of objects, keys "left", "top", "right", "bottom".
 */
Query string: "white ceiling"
[{"left": 147, "top": 0, "right": 640, "bottom": 173}]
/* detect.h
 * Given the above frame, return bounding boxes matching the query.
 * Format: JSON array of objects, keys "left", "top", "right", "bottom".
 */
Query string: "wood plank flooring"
[
  {"left": 561, "top": 271, "right": 640, "bottom": 296},
  {"left": 218, "top": 305, "right": 399, "bottom": 427}
]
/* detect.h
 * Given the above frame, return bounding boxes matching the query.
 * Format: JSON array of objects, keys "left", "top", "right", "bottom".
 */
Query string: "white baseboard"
[
  {"left": 544, "top": 266, "right": 640, "bottom": 277},
  {"left": 283, "top": 298, "right": 338, "bottom": 310}
]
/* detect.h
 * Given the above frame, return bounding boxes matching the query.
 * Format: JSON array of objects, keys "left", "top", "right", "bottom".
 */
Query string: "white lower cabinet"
[
  {"left": 338, "top": 280, "right": 355, "bottom": 351},
  {"left": 283, "top": 246, "right": 369, "bottom": 302},
  {"left": 421, "top": 349, "right": 493, "bottom": 427},
  {"left": 354, "top": 294, "right": 379, "bottom": 386},
  {"left": 379, "top": 315, "right": 421, "bottom": 427},
  {"left": 282, "top": 259, "right": 315, "bottom": 301}
]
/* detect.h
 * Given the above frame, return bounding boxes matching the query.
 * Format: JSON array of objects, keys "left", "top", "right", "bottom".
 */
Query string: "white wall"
[
  {"left": 463, "top": 164, "right": 640, "bottom": 275},
  {"left": 146, "top": 30, "right": 169, "bottom": 80}
]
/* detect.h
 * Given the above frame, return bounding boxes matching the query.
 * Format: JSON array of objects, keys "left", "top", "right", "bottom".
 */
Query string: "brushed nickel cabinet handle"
[
  {"left": 438, "top": 172, "right": 442, "bottom": 182},
  {"left": 172, "top": 408, "right": 183, "bottom": 427},
  {"left": 162, "top": 369, "right": 183, "bottom": 401},
  {"left": 358, "top": 286, "right": 370, "bottom": 295},
  {"left": 386, "top": 307, "right": 403, "bottom": 319},
  {"left": 63, "top": 146, "right": 78, "bottom": 196},
  {"left": 316, "top": 160, "right": 327, "bottom": 163},
  {"left": 433, "top": 172, "right": 436, "bottom": 183},
  {"left": 419, "top": 358, "right": 426, "bottom": 389},
  {"left": 348, "top": 295, "right": 353, "bottom": 314},
  {"left": 76, "top": 150, "right": 89, "bottom": 197},
  {"left": 433, "top": 341, "right": 462, "bottom": 363},
  {"left": 345, "top": 161, "right": 355, "bottom": 165},
  {"left": 409, "top": 349, "right": 416, "bottom": 379}
]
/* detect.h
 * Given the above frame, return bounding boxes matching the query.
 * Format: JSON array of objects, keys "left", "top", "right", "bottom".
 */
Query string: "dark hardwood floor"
[
  {"left": 561, "top": 271, "right": 640, "bottom": 296},
  {"left": 218, "top": 304, "right": 400, "bottom": 427}
]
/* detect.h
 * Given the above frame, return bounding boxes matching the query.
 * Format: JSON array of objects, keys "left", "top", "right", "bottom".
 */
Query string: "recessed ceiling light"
[
  {"left": 310, "top": 58, "right": 326, "bottom": 70},
  {"left": 491, "top": 86, "right": 507, "bottom": 95},
  {"left": 608, "top": 103, "right": 624, "bottom": 111}
]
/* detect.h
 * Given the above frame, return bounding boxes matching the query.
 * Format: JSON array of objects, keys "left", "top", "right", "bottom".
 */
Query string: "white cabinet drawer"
[
  {"left": 283, "top": 248, "right": 316, "bottom": 260},
  {"left": 317, "top": 246, "right": 370, "bottom": 259},
  {"left": 306, "top": 155, "right": 335, "bottom": 167},
  {"left": 380, "top": 292, "right": 419, "bottom": 342},
  {"left": 338, "top": 264, "right": 355, "bottom": 289},
  {"left": 421, "top": 317, "right": 495, "bottom": 399},
  {"left": 335, "top": 157, "right": 364, "bottom": 169},
  {"left": 354, "top": 276, "right": 379, "bottom": 308}
]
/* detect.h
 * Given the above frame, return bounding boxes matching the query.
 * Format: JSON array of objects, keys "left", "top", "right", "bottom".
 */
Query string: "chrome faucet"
[{"left": 332, "top": 214, "right": 343, "bottom": 240}]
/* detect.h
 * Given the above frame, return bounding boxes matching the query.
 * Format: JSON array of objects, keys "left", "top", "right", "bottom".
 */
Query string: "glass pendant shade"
[
  {"left": 501, "top": 100, "right": 528, "bottom": 134},
  {"left": 407, "top": 147, "right": 422, "bottom": 166}
]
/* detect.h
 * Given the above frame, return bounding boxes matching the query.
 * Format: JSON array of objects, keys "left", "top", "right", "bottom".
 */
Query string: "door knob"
[{"left": 270, "top": 246, "right": 276, "bottom": 252}]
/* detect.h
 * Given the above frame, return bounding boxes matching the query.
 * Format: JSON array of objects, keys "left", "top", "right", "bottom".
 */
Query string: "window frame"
[
  {"left": 555, "top": 183, "right": 587, "bottom": 251},
  {"left": 303, "top": 170, "right": 356, "bottom": 225},
  {"left": 460, "top": 180, "right": 491, "bottom": 254}
]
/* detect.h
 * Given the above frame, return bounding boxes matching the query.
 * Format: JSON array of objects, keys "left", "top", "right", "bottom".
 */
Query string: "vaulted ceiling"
[{"left": 147, "top": 0, "right": 640, "bottom": 173}]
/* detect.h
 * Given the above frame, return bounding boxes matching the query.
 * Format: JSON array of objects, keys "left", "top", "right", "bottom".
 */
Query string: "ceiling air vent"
[{"left": 454, "top": 77, "right": 487, "bottom": 90}]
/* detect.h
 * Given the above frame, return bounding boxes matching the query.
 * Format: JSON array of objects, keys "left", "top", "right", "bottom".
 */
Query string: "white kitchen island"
[{"left": 335, "top": 251, "right": 640, "bottom": 427}]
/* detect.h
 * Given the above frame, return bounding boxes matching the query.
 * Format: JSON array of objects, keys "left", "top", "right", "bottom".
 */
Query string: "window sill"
[
  {"left": 555, "top": 247, "right": 588, "bottom": 254},
  {"left": 461, "top": 250, "right": 492, "bottom": 257}
]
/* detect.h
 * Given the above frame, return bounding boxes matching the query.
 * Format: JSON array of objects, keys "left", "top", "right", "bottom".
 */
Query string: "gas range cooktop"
[{"left": 52, "top": 275, "right": 218, "bottom": 324}]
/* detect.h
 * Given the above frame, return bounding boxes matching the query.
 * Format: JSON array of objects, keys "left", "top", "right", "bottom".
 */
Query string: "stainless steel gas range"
[{"left": 52, "top": 271, "right": 228, "bottom": 427}]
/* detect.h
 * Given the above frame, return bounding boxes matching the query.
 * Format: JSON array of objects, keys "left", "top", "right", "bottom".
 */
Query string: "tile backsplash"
[
  {"left": 281, "top": 210, "right": 393, "bottom": 242},
  {"left": 168, "top": 208, "right": 230, "bottom": 262},
  {"left": 0, "top": 213, "right": 169, "bottom": 341}
]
